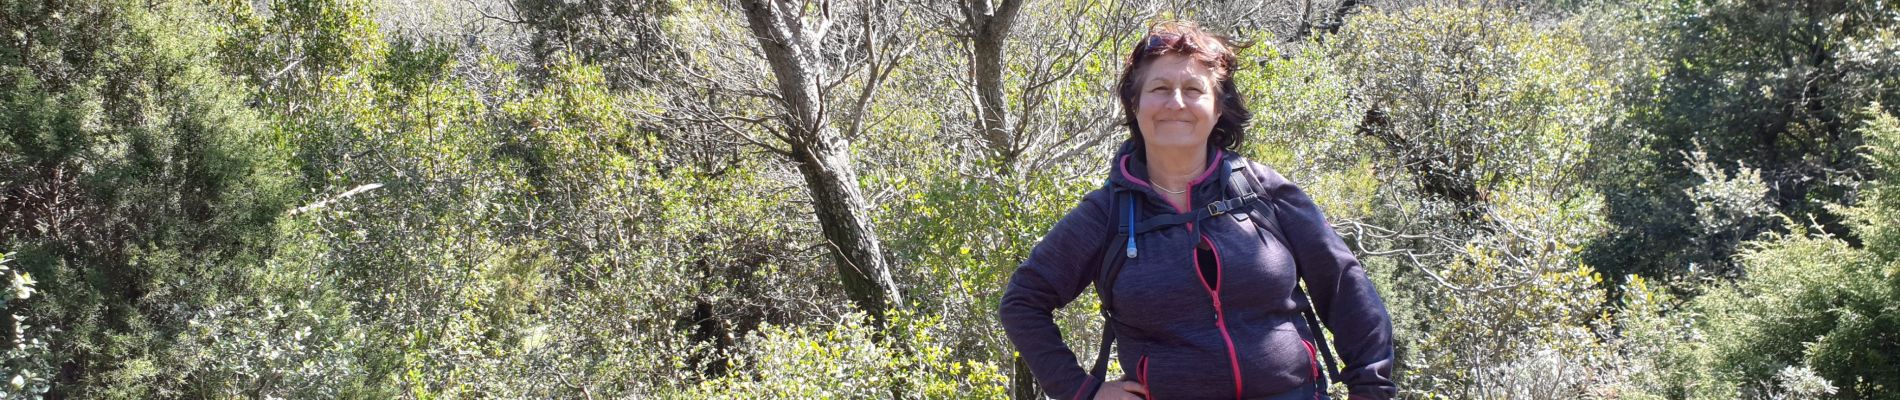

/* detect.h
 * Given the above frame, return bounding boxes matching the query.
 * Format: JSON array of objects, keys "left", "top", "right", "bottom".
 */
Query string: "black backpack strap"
[
  {"left": 1225, "top": 157, "right": 1342, "bottom": 389},
  {"left": 1085, "top": 185, "right": 1136, "bottom": 397},
  {"left": 1129, "top": 193, "right": 1261, "bottom": 234}
]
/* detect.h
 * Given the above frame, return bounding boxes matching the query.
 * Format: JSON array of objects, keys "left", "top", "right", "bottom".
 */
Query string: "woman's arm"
[
  {"left": 1251, "top": 164, "right": 1399, "bottom": 400},
  {"left": 998, "top": 189, "right": 1114, "bottom": 399}
]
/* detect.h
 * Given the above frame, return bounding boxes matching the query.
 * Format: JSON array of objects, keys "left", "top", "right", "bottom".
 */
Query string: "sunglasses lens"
[
  {"left": 1145, "top": 34, "right": 1171, "bottom": 51},
  {"left": 1143, "top": 32, "right": 1193, "bottom": 53}
]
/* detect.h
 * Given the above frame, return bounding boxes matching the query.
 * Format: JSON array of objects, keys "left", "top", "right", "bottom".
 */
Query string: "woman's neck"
[{"left": 1146, "top": 144, "right": 1208, "bottom": 192}]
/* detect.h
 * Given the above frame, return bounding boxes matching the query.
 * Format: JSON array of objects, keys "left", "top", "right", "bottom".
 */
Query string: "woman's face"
[{"left": 1135, "top": 54, "right": 1221, "bottom": 151}]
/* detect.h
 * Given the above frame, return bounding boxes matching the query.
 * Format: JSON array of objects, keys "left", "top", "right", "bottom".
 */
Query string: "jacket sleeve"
[
  {"left": 1252, "top": 164, "right": 1399, "bottom": 399},
  {"left": 997, "top": 189, "right": 1113, "bottom": 399}
]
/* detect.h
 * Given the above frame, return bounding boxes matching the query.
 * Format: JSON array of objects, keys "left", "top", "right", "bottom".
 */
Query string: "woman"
[{"left": 998, "top": 22, "right": 1396, "bottom": 400}]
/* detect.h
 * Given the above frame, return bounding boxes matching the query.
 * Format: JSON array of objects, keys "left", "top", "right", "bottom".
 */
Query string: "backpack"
[{"left": 1084, "top": 155, "right": 1341, "bottom": 395}]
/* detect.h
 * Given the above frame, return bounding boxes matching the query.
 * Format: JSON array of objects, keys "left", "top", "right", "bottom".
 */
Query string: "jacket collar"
[{"left": 1109, "top": 140, "right": 1230, "bottom": 210}]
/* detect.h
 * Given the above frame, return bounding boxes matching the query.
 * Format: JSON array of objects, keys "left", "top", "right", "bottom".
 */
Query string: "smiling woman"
[
  {"left": 999, "top": 21, "right": 1397, "bottom": 400},
  {"left": 1117, "top": 23, "right": 1254, "bottom": 213},
  {"left": 1134, "top": 54, "right": 1222, "bottom": 152}
]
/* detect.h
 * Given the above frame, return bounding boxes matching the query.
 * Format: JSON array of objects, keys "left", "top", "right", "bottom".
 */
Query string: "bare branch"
[{"left": 464, "top": 0, "right": 525, "bottom": 24}]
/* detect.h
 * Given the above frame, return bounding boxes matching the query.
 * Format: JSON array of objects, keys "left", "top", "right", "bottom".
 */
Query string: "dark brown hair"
[{"left": 1116, "top": 21, "right": 1251, "bottom": 151}]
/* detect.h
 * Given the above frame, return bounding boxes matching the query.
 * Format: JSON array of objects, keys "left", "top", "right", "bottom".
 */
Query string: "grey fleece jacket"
[{"left": 998, "top": 143, "right": 1397, "bottom": 400}]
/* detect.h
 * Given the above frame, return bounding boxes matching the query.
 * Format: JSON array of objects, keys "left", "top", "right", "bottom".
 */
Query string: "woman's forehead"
[{"left": 1141, "top": 56, "right": 1214, "bottom": 82}]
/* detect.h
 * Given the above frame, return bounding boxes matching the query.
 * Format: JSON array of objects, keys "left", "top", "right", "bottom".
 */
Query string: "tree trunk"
[
  {"left": 738, "top": 0, "right": 904, "bottom": 325},
  {"left": 1011, "top": 355, "right": 1045, "bottom": 400},
  {"left": 787, "top": 137, "right": 903, "bottom": 324},
  {"left": 963, "top": 6, "right": 1047, "bottom": 398},
  {"left": 965, "top": 0, "right": 1026, "bottom": 173}
]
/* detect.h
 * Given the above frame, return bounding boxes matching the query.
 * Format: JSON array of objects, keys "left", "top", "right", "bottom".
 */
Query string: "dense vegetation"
[{"left": 0, "top": 0, "right": 1895, "bottom": 398}]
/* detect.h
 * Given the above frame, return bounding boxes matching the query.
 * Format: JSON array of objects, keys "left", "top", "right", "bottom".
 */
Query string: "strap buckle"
[
  {"left": 1206, "top": 193, "right": 1255, "bottom": 217},
  {"left": 1206, "top": 200, "right": 1231, "bottom": 216}
]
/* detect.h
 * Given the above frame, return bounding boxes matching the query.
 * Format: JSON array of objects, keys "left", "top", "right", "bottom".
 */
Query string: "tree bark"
[
  {"left": 961, "top": 5, "right": 1054, "bottom": 398},
  {"left": 737, "top": 0, "right": 904, "bottom": 325},
  {"left": 964, "top": 0, "right": 1027, "bottom": 173},
  {"left": 1011, "top": 355, "right": 1045, "bottom": 400}
]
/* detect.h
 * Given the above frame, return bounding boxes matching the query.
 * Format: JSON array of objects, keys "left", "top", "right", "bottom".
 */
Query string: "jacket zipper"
[
  {"left": 1138, "top": 355, "right": 1152, "bottom": 400},
  {"left": 1195, "top": 235, "right": 1244, "bottom": 400},
  {"left": 1302, "top": 339, "right": 1320, "bottom": 382}
]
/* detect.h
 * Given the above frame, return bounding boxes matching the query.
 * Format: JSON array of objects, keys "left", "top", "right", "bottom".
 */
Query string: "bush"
[
  {"left": 678, "top": 311, "right": 1007, "bottom": 399},
  {"left": 1644, "top": 107, "right": 1900, "bottom": 399},
  {"left": 0, "top": 252, "right": 51, "bottom": 399},
  {"left": 1, "top": 0, "right": 298, "bottom": 396}
]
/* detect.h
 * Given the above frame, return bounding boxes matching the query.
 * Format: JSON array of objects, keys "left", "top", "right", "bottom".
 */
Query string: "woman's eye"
[
  {"left": 1185, "top": 87, "right": 1203, "bottom": 94},
  {"left": 1150, "top": 86, "right": 1168, "bottom": 92}
]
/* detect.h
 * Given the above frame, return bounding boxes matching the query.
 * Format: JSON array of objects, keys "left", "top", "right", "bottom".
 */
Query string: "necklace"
[{"left": 1151, "top": 158, "right": 1205, "bottom": 196}]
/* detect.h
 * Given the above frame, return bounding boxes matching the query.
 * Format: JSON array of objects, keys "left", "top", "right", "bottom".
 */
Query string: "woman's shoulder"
[{"left": 1222, "top": 151, "right": 1294, "bottom": 191}]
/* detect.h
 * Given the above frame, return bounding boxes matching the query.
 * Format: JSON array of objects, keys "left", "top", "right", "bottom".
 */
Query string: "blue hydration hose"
[{"left": 1124, "top": 195, "right": 1138, "bottom": 259}]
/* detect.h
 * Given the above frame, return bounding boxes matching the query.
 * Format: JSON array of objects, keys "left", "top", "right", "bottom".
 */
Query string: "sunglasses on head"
[{"left": 1140, "top": 31, "right": 1196, "bottom": 54}]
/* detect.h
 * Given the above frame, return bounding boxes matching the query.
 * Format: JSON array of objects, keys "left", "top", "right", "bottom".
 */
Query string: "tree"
[
  {"left": 732, "top": 0, "right": 907, "bottom": 327},
  {"left": 950, "top": 0, "right": 1134, "bottom": 173},
  {"left": 1, "top": 0, "right": 300, "bottom": 395},
  {"left": 1649, "top": 108, "right": 1900, "bottom": 399},
  {"left": 1588, "top": 0, "right": 1900, "bottom": 280},
  {"left": 503, "top": 0, "right": 680, "bottom": 90},
  {"left": 959, "top": 0, "right": 1027, "bottom": 172}
]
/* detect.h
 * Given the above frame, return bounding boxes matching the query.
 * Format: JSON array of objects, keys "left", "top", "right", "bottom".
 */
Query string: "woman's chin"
[{"left": 1145, "top": 135, "right": 1208, "bottom": 150}]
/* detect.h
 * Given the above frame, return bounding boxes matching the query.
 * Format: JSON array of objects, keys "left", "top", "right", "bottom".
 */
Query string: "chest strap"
[{"left": 1131, "top": 192, "right": 1262, "bottom": 234}]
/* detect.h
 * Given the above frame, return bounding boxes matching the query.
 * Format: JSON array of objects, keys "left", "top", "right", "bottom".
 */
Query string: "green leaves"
[
  {"left": 1, "top": 0, "right": 1895, "bottom": 398},
  {"left": 1645, "top": 108, "right": 1900, "bottom": 399},
  {"left": 0, "top": 251, "right": 51, "bottom": 400},
  {"left": 681, "top": 311, "right": 1007, "bottom": 399}
]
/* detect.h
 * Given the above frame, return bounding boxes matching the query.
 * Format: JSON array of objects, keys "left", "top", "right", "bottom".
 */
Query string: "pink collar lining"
[{"left": 1118, "top": 150, "right": 1224, "bottom": 212}]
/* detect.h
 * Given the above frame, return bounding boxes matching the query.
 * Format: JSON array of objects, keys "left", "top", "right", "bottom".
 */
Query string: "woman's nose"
[{"left": 1166, "top": 90, "right": 1186, "bottom": 109}]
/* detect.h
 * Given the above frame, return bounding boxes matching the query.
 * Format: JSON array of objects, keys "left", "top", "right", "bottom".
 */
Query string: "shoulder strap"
[
  {"left": 1224, "top": 156, "right": 1343, "bottom": 387},
  {"left": 1084, "top": 183, "right": 1134, "bottom": 397}
]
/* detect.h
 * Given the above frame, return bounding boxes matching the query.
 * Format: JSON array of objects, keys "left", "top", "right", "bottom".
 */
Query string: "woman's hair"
[{"left": 1116, "top": 21, "right": 1251, "bottom": 151}]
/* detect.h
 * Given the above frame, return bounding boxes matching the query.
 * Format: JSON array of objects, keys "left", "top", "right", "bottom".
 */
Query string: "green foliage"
[
  {"left": 1667, "top": 229, "right": 1868, "bottom": 398},
  {"left": 863, "top": 74, "right": 1110, "bottom": 396},
  {"left": 1328, "top": 7, "right": 1615, "bottom": 219},
  {"left": 1610, "top": 274, "right": 1689, "bottom": 400},
  {"left": 1847, "top": 105, "right": 1900, "bottom": 261},
  {"left": 0, "top": 252, "right": 50, "bottom": 399},
  {"left": 1237, "top": 43, "right": 1356, "bottom": 167},
  {"left": 678, "top": 311, "right": 1008, "bottom": 399},
  {"left": 1250, "top": 6, "right": 1643, "bottom": 397},
  {"left": 1646, "top": 108, "right": 1900, "bottom": 399},
  {"left": 1, "top": 0, "right": 1896, "bottom": 398},
  {"left": 1397, "top": 199, "right": 1619, "bottom": 398},
  {"left": 1, "top": 0, "right": 298, "bottom": 396},
  {"left": 1589, "top": 0, "right": 1900, "bottom": 280},
  {"left": 1235, "top": 42, "right": 1383, "bottom": 220}
]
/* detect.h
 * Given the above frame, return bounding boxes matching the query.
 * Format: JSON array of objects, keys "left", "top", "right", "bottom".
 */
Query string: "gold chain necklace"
[{"left": 1152, "top": 167, "right": 1203, "bottom": 195}]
